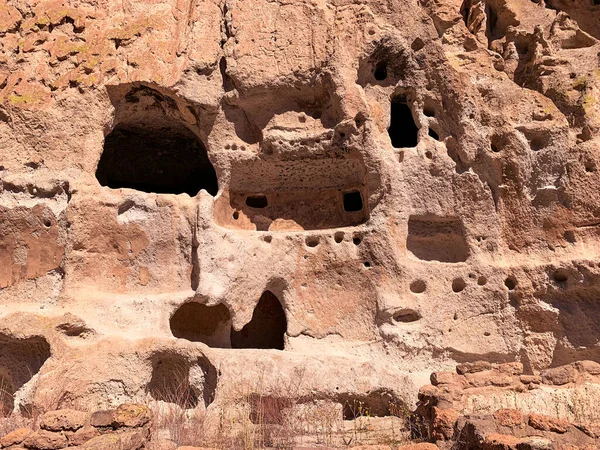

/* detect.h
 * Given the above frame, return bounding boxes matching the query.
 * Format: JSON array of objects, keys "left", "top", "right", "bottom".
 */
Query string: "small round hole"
[
  {"left": 563, "top": 230, "right": 576, "bottom": 243},
  {"left": 43, "top": 219, "right": 52, "bottom": 228},
  {"left": 477, "top": 276, "right": 487, "bottom": 286},
  {"left": 452, "top": 278, "right": 466, "bottom": 293},
  {"left": 411, "top": 37, "right": 425, "bottom": 51},
  {"left": 425, "top": 151, "right": 433, "bottom": 159},
  {"left": 334, "top": 232, "right": 344, "bottom": 244},
  {"left": 585, "top": 161, "right": 595, "bottom": 173},
  {"left": 504, "top": 277, "right": 517, "bottom": 290},
  {"left": 423, "top": 108, "right": 435, "bottom": 117},
  {"left": 553, "top": 269, "right": 569, "bottom": 283},
  {"left": 353, "top": 236, "right": 362, "bottom": 246},
  {"left": 263, "top": 235, "right": 272, "bottom": 243},
  {"left": 484, "top": 331, "right": 491, "bottom": 337},
  {"left": 491, "top": 143, "right": 500, "bottom": 153},
  {"left": 410, "top": 280, "right": 426, "bottom": 294},
  {"left": 363, "top": 261, "right": 371, "bottom": 268},
  {"left": 306, "top": 236, "right": 319, "bottom": 248},
  {"left": 233, "top": 211, "right": 239, "bottom": 220}
]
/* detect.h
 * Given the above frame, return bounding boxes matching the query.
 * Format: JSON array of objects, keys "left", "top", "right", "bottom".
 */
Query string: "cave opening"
[
  {"left": 374, "top": 61, "right": 388, "bottom": 81},
  {"left": 96, "top": 121, "right": 218, "bottom": 197},
  {"left": 388, "top": 96, "right": 419, "bottom": 148},
  {"left": 343, "top": 191, "right": 363, "bottom": 212},
  {"left": 170, "top": 303, "right": 232, "bottom": 348},
  {"left": 231, "top": 291, "right": 287, "bottom": 350}
]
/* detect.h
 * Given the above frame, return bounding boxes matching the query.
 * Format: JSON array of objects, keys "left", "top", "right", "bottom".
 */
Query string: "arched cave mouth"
[
  {"left": 170, "top": 292, "right": 287, "bottom": 350},
  {"left": 231, "top": 291, "right": 287, "bottom": 350},
  {"left": 96, "top": 120, "right": 218, "bottom": 197}
]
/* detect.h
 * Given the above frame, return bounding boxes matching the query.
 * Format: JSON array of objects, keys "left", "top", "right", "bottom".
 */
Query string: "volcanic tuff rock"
[{"left": 1, "top": 0, "right": 600, "bottom": 441}]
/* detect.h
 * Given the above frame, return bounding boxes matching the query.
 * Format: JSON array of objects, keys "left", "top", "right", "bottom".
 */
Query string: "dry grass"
[
  {"left": 147, "top": 367, "right": 418, "bottom": 449},
  {"left": 0, "top": 377, "right": 33, "bottom": 437}
]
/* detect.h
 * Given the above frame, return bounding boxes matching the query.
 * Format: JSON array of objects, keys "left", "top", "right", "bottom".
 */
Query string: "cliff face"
[{"left": 0, "top": 0, "right": 600, "bottom": 420}]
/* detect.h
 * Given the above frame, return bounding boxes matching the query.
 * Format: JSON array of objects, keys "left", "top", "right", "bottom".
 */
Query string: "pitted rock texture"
[{"left": 1, "top": 0, "right": 600, "bottom": 434}]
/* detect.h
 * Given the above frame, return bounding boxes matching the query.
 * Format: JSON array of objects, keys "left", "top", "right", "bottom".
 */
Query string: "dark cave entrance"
[
  {"left": 388, "top": 96, "right": 419, "bottom": 148},
  {"left": 231, "top": 291, "right": 287, "bottom": 350},
  {"left": 170, "top": 303, "right": 232, "bottom": 348},
  {"left": 96, "top": 121, "right": 218, "bottom": 196}
]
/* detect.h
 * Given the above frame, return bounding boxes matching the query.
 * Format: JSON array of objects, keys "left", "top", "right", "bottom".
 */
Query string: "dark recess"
[
  {"left": 343, "top": 191, "right": 363, "bottom": 212},
  {"left": 374, "top": 61, "right": 388, "bottom": 81},
  {"left": 246, "top": 194, "right": 268, "bottom": 208},
  {"left": 231, "top": 291, "right": 287, "bottom": 350},
  {"left": 96, "top": 124, "right": 218, "bottom": 196},
  {"left": 388, "top": 96, "right": 419, "bottom": 148}
]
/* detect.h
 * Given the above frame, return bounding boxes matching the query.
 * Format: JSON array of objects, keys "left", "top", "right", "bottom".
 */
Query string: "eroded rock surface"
[{"left": 1, "top": 0, "right": 600, "bottom": 444}]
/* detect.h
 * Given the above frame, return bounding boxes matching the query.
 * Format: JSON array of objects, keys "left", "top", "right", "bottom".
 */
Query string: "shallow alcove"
[
  {"left": 214, "top": 157, "right": 370, "bottom": 231},
  {"left": 170, "top": 303, "right": 232, "bottom": 348},
  {"left": 388, "top": 96, "right": 419, "bottom": 148},
  {"left": 407, "top": 216, "right": 469, "bottom": 263},
  {"left": 0, "top": 334, "right": 51, "bottom": 415},
  {"left": 339, "top": 390, "right": 403, "bottom": 419},
  {"left": 147, "top": 354, "right": 198, "bottom": 409},
  {"left": 246, "top": 194, "right": 268, "bottom": 208},
  {"left": 231, "top": 291, "right": 287, "bottom": 350},
  {"left": 393, "top": 309, "right": 421, "bottom": 323},
  {"left": 96, "top": 86, "right": 218, "bottom": 196}
]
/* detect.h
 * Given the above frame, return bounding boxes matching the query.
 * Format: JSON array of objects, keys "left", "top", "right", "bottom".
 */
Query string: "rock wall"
[{"left": 1, "top": 0, "right": 600, "bottom": 427}]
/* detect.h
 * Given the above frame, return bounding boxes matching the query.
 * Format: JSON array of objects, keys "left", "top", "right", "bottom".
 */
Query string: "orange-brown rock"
[
  {"left": 1, "top": 0, "right": 600, "bottom": 448},
  {"left": 39, "top": 409, "right": 87, "bottom": 432},
  {"left": 529, "top": 413, "right": 571, "bottom": 434},
  {"left": 22, "top": 429, "right": 68, "bottom": 450},
  {"left": 0, "top": 427, "right": 33, "bottom": 448}
]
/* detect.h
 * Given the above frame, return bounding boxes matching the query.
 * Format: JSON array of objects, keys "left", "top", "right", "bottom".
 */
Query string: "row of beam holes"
[
  {"left": 446, "top": 275, "right": 520, "bottom": 292},
  {"left": 224, "top": 143, "right": 247, "bottom": 151},
  {"left": 306, "top": 233, "right": 362, "bottom": 247},
  {"left": 501, "top": 270, "right": 568, "bottom": 290},
  {"left": 451, "top": 274, "right": 487, "bottom": 293},
  {"left": 305, "top": 232, "right": 368, "bottom": 266}
]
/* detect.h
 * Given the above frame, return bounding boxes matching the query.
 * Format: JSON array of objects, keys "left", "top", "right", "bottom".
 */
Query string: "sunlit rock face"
[{"left": 1, "top": 0, "right": 600, "bottom": 422}]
